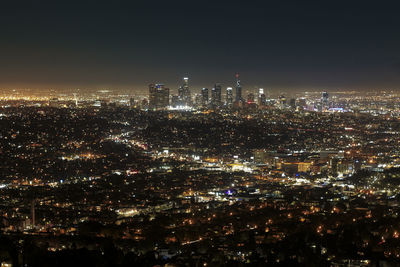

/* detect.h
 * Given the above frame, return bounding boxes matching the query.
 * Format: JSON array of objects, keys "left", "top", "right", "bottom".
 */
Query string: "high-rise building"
[
  {"left": 201, "top": 88, "right": 209, "bottom": 107},
  {"left": 178, "top": 86, "right": 184, "bottom": 102},
  {"left": 178, "top": 77, "right": 191, "bottom": 106},
  {"left": 159, "top": 86, "right": 170, "bottom": 108},
  {"left": 211, "top": 83, "right": 222, "bottom": 107},
  {"left": 226, "top": 87, "right": 233, "bottom": 107},
  {"left": 258, "top": 88, "right": 264, "bottom": 97},
  {"left": 235, "top": 73, "right": 242, "bottom": 103},
  {"left": 258, "top": 88, "right": 266, "bottom": 106},
  {"left": 149, "top": 84, "right": 157, "bottom": 107},
  {"left": 322, "top": 91, "right": 329, "bottom": 111},
  {"left": 149, "top": 83, "right": 169, "bottom": 109},
  {"left": 278, "top": 95, "right": 286, "bottom": 109}
]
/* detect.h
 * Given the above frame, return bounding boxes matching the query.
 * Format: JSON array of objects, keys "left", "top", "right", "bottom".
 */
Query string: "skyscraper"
[
  {"left": 322, "top": 91, "right": 329, "bottom": 111},
  {"left": 226, "top": 87, "right": 233, "bottom": 107},
  {"left": 278, "top": 95, "right": 286, "bottom": 109},
  {"left": 201, "top": 88, "right": 209, "bottom": 107},
  {"left": 149, "top": 83, "right": 170, "bottom": 109},
  {"left": 159, "top": 86, "right": 169, "bottom": 108},
  {"left": 178, "top": 86, "right": 184, "bottom": 103},
  {"left": 235, "top": 73, "right": 242, "bottom": 103},
  {"left": 258, "top": 88, "right": 266, "bottom": 106},
  {"left": 178, "top": 77, "right": 191, "bottom": 106},
  {"left": 211, "top": 83, "right": 222, "bottom": 107},
  {"left": 149, "top": 83, "right": 157, "bottom": 107}
]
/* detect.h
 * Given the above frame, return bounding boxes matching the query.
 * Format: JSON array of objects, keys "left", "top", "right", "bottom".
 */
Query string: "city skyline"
[{"left": 3, "top": 72, "right": 400, "bottom": 96}]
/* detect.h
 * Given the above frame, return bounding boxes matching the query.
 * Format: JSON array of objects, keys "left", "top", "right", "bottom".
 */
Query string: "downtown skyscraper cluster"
[{"left": 148, "top": 73, "right": 259, "bottom": 110}]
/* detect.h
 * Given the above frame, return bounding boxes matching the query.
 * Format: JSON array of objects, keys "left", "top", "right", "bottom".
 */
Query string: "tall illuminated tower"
[
  {"left": 178, "top": 77, "right": 191, "bottom": 106},
  {"left": 149, "top": 83, "right": 157, "bottom": 107},
  {"left": 258, "top": 88, "right": 265, "bottom": 106},
  {"left": 201, "top": 88, "right": 209, "bottom": 106},
  {"left": 226, "top": 87, "right": 233, "bottom": 107},
  {"left": 211, "top": 83, "right": 222, "bottom": 107},
  {"left": 235, "top": 73, "right": 242, "bottom": 103},
  {"left": 322, "top": 91, "right": 329, "bottom": 111}
]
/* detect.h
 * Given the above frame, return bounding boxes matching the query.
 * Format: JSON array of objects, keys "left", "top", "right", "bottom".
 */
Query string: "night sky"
[{"left": 1, "top": 0, "right": 400, "bottom": 92}]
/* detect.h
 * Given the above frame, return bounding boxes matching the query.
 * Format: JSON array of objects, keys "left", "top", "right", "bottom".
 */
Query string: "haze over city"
[{"left": 2, "top": 0, "right": 400, "bottom": 91}]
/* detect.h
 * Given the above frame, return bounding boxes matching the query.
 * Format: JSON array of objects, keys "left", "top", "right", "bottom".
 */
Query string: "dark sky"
[{"left": 1, "top": 0, "right": 400, "bottom": 92}]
